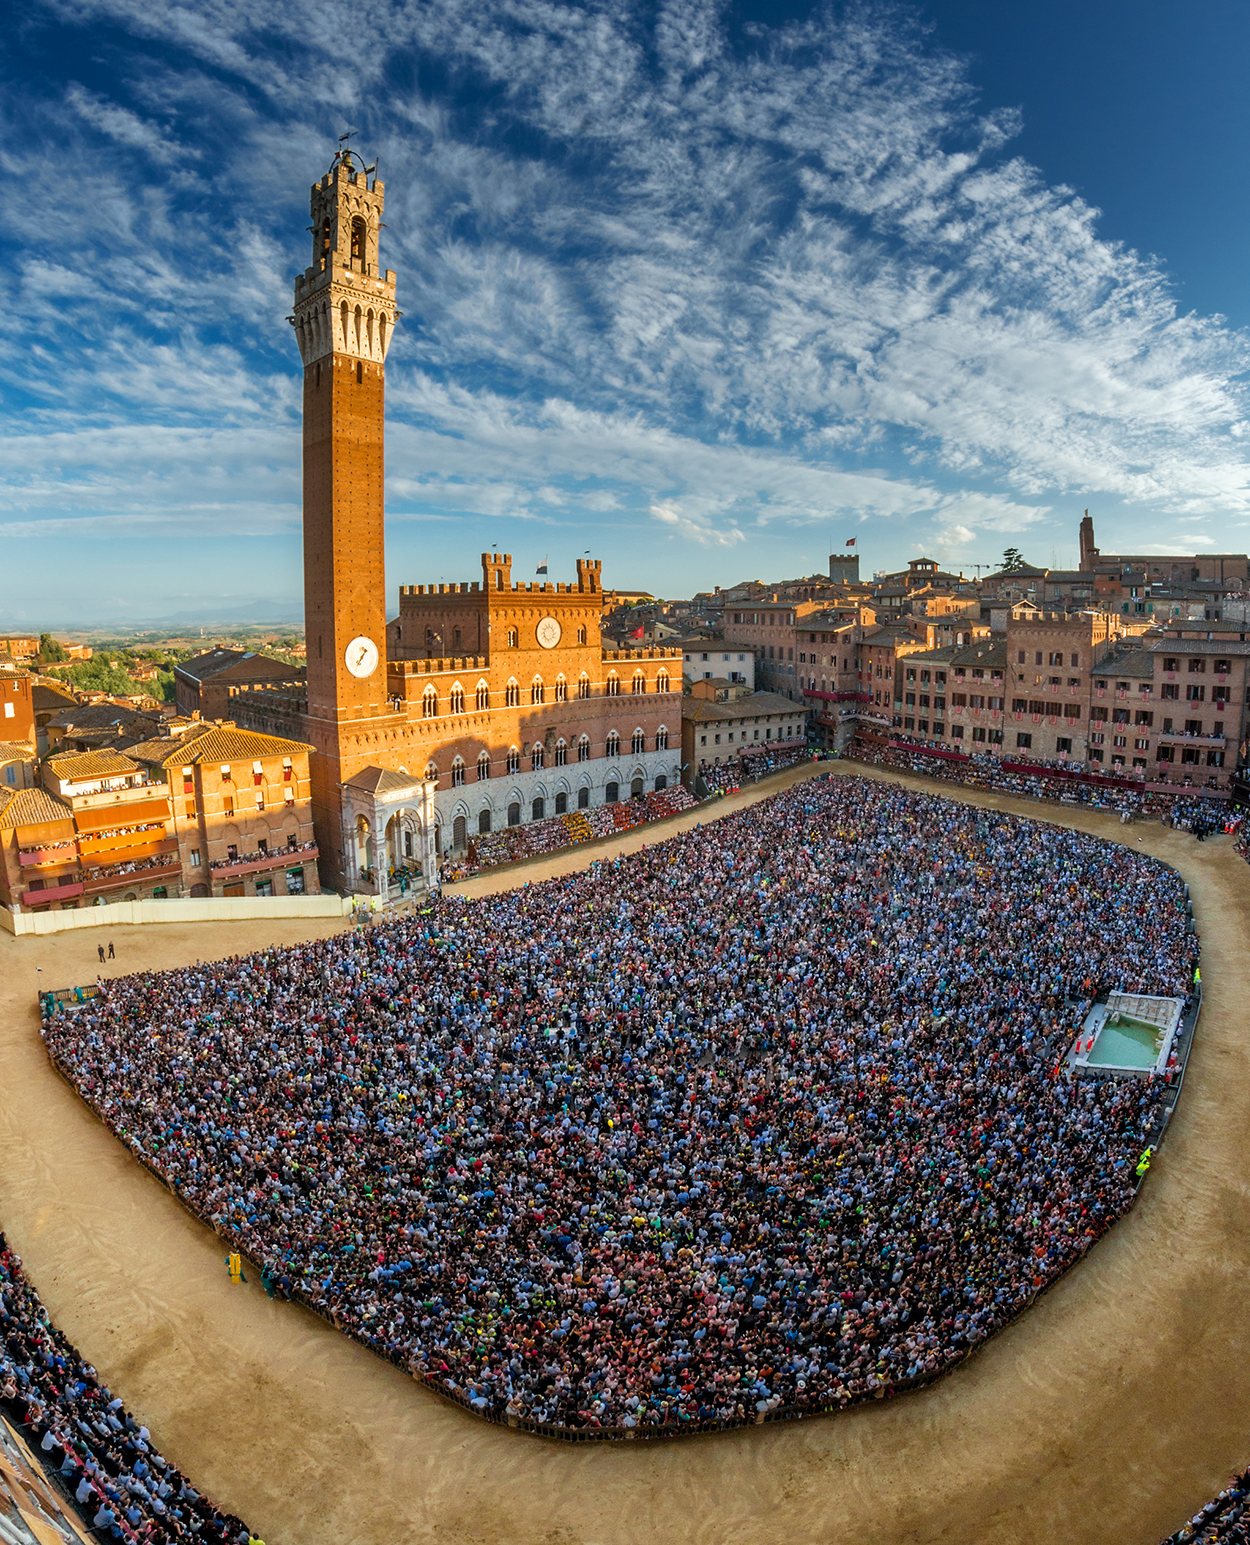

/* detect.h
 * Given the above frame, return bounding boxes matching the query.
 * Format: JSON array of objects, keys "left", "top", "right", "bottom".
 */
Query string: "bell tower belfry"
[
  {"left": 292, "top": 147, "right": 397, "bottom": 722},
  {"left": 290, "top": 146, "right": 404, "bottom": 884}
]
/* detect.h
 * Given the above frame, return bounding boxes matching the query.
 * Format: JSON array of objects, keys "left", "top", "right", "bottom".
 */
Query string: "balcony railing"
[
  {"left": 82, "top": 858, "right": 181, "bottom": 896},
  {"left": 22, "top": 879, "right": 84, "bottom": 907},
  {"left": 210, "top": 841, "right": 318, "bottom": 876},
  {"left": 18, "top": 844, "right": 77, "bottom": 867},
  {"left": 1158, "top": 731, "right": 1226, "bottom": 748}
]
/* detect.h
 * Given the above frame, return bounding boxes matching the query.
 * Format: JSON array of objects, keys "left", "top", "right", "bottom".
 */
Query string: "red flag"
[
  {"left": 631, "top": 626, "right": 644, "bottom": 639},
  {"left": 845, "top": 537, "right": 857, "bottom": 547}
]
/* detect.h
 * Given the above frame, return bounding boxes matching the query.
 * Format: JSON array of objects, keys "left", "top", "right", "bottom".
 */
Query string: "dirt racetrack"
[{"left": 2, "top": 760, "right": 1249, "bottom": 1545}]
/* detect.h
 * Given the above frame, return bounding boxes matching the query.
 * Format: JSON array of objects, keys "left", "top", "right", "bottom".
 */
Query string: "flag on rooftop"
[
  {"left": 846, "top": 537, "right": 857, "bottom": 547},
  {"left": 536, "top": 557, "right": 548, "bottom": 574}
]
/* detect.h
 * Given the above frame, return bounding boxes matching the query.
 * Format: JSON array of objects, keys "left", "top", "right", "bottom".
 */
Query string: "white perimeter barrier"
[{"left": 1, "top": 892, "right": 375, "bottom": 937}]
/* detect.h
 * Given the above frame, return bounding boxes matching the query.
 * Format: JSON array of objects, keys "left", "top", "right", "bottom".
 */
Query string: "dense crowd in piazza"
[
  {"left": 442, "top": 785, "right": 698, "bottom": 882},
  {"left": 1163, "top": 1477, "right": 1250, "bottom": 1544},
  {"left": 43, "top": 776, "right": 1197, "bottom": 1436},
  {"left": 847, "top": 737, "right": 1235, "bottom": 833},
  {"left": 1, "top": 1235, "right": 252, "bottom": 1544},
  {"left": 696, "top": 744, "right": 813, "bottom": 795}
]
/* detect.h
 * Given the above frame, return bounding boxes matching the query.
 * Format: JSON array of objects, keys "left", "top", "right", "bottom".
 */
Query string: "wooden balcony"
[
  {"left": 18, "top": 844, "right": 78, "bottom": 867},
  {"left": 210, "top": 842, "right": 318, "bottom": 878},
  {"left": 81, "top": 858, "right": 181, "bottom": 897},
  {"left": 22, "top": 879, "right": 84, "bottom": 907}
]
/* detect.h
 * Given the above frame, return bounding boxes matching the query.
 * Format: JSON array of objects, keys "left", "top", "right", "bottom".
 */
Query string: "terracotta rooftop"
[
  {"left": 0, "top": 786, "right": 73, "bottom": 831},
  {"left": 0, "top": 741, "right": 36, "bottom": 763},
  {"left": 682, "top": 690, "right": 802, "bottom": 723},
  {"left": 44, "top": 748, "right": 143, "bottom": 781},
  {"left": 145, "top": 724, "right": 312, "bottom": 766}
]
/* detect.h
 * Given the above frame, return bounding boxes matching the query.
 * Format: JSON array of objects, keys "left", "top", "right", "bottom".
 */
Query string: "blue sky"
[{"left": 5, "top": 0, "right": 1250, "bottom": 624}]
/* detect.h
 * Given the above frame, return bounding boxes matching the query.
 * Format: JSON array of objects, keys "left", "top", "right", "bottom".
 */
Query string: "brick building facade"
[{"left": 234, "top": 147, "right": 681, "bottom": 895}]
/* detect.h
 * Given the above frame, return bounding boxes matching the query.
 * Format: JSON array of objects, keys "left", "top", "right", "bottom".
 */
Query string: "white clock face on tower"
[
  {"left": 345, "top": 635, "right": 379, "bottom": 678},
  {"left": 536, "top": 616, "right": 562, "bottom": 649}
]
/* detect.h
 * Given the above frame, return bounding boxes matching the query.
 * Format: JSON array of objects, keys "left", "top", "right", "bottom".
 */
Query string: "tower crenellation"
[{"left": 291, "top": 149, "right": 398, "bottom": 367}]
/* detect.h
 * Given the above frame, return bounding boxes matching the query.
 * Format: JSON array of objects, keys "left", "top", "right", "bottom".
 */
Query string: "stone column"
[
  {"left": 373, "top": 811, "right": 388, "bottom": 899},
  {"left": 420, "top": 780, "right": 439, "bottom": 889}
]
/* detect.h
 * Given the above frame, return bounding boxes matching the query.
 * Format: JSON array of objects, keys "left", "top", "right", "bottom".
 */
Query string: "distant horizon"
[
  {"left": 5, "top": 0, "right": 1250, "bottom": 617},
  {"left": 1, "top": 534, "right": 1088, "bottom": 635}
]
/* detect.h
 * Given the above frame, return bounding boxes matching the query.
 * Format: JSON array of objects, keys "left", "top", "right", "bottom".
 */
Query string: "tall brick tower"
[{"left": 290, "top": 146, "right": 403, "bottom": 881}]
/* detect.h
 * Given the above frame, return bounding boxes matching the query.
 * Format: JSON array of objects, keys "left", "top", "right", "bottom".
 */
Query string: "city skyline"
[{"left": 4, "top": 0, "right": 1250, "bottom": 622}]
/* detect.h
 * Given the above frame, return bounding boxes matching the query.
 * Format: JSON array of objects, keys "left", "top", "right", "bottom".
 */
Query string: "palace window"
[
  {"left": 505, "top": 680, "right": 520, "bottom": 707},
  {"left": 449, "top": 685, "right": 465, "bottom": 714},
  {"left": 656, "top": 726, "right": 668, "bottom": 750},
  {"left": 507, "top": 628, "right": 518, "bottom": 648},
  {"left": 477, "top": 751, "right": 491, "bottom": 780},
  {"left": 476, "top": 682, "right": 489, "bottom": 711},
  {"left": 606, "top": 674, "right": 620, "bottom": 697},
  {"left": 424, "top": 761, "right": 439, "bottom": 782},
  {"left": 531, "top": 679, "right": 545, "bottom": 705},
  {"left": 632, "top": 672, "right": 646, "bottom": 694},
  {"left": 506, "top": 747, "right": 520, "bottom": 774},
  {"left": 632, "top": 729, "right": 645, "bottom": 754},
  {"left": 531, "top": 744, "right": 544, "bottom": 771},
  {"left": 606, "top": 731, "right": 620, "bottom": 758},
  {"left": 554, "top": 740, "right": 567, "bottom": 766},
  {"left": 656, "top": 670, "right": 669, "bottom": 693},
  {"left": 577, "top": 626, "right": 587, "bottom": 645},
  {"left": 578, "top": 674, "right": 590, "bottom": 700},
  {"left": 451, "top": 759, "right": 465, "bottom": 787},
  {"left": 422, "top": 686, "right": 438, "bottom": 718},
  {"left": 578, "top": 736, "right": 591, "bottom": 762},
  {"left": 555, "top": 676, "right": 568, "bottom": 702}
]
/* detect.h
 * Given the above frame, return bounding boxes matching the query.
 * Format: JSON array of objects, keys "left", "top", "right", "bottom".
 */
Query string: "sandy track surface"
[{"left": 2, "top": 762, "right": 1248, "bottom": 1545}]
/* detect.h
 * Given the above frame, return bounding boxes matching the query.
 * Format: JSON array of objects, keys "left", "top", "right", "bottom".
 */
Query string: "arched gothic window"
[
  {"left": 531, "top": 743, "right": 544, "bottom": 771},
  {"left": 505, "top": 679, "right": 520, "bottom": 707},
  {"left": 606, "top": 731, "right": 620, "bottom": 758},
  {"left": 632, "top": 672, "right": 646, "bottom": 694},
  {"left": 656, "top": 726, "right": 669, "bottom": 750},
  {"left": 422, "top": 686, "right": 438, "bottom": 719},
  {"left": 554, "top": 739, "right": 567, "bottom": 766},
  {"left": 578, "top": 673, "right": 591, "bottom": 700},
  {"left": 632, "top": 729, "right": 645, "bottom": 754},
  {"left": 554, "top": 675, "right": 568, "bottom": 702},
  {"left": 577, "top": 736, "right": 591, "bottom": 762},
  {"left": 449, "top": 684, "right": 465, "bottom": 714},
  {"left": 506, "top": 746, "right": 521, "bottom": 774},
  {"left": 477, "top": 751, "right": 491, "bottom": 780},
  {"left": 531, "top": 678, "right": 545, "bottom": 705},
  {"left": 475, "top": 681, "right": 489, "bottom": 711}
]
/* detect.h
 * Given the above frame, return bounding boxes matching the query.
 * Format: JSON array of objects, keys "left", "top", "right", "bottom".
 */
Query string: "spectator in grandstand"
[
  {"left": 1161, "top": 1469, "right": 1250, "bottom": 1542},
  {"left": 0, "top": 1234, "right": 251, "bottom": 1542},
  {"left": 44, "top": 777, "right": 1196, "bottom": 1435}
]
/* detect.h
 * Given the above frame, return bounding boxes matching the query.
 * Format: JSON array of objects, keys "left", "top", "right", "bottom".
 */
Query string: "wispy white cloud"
[{"left": 4, "top": 0, "right": 1250, "bottom": 607}]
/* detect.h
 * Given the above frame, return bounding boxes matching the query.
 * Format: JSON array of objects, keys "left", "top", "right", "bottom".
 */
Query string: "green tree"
[
  {"left": 38, "top": 632, "right": 68, "bottom": 663},
  {"left": 1000, "top": 547, "right": 1028, "bottom": 572},
  {"left": 50, "top": 657, "right": 144, "bottom": 696}
]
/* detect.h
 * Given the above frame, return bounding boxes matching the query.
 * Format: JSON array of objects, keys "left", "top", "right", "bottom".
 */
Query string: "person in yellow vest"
[
  {"left": 1135, "top": 1147, "right": 1154, "bottom": 1178},
  {"left": 225, "top": 1252, "right": 246, "bottom": 1284}
]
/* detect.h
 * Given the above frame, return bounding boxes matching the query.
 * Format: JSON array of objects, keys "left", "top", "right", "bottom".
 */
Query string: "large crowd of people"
[
  {"left": 0, "top": 1234, "right": 252, "bottom": 1543},
  {"left": 1163, "top": 1473, "right": 1250, "bottom": 1543},
  {"left": 848, "top": 737, "right": 1236, "bottom": 829},
  {"left": 43, "top": 776, "right": 1196, "bottom": 1435},
  {"left": 697, "top": 744, "right": 813, "bottom": 794},
  {"left": 458, "top": 785, "right": 698, "bottom": 878}
]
